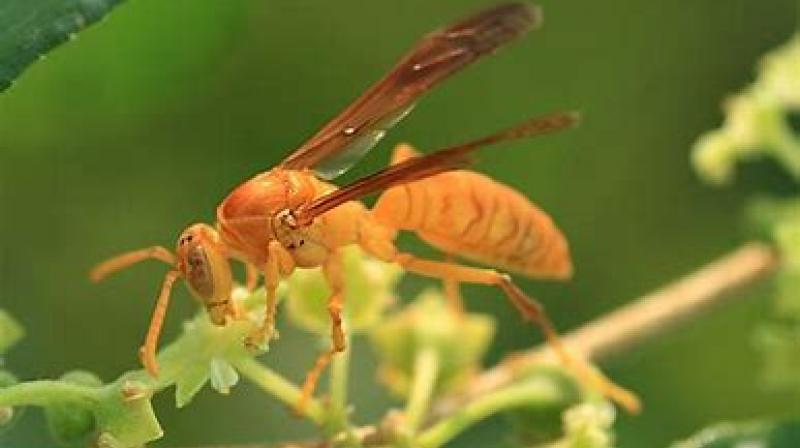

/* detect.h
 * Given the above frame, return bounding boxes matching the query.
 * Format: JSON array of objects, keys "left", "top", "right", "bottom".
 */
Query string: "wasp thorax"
[
  {"left": 270, "top": 210, "right": 301, "bottom": 247},
  {"left": 176, "top": 224, "right": 233, "bottom": 325}
]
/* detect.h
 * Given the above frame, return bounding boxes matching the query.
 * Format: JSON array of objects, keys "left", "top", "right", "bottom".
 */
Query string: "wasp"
[{"left": 90, "top": 2, "right": 640, "bottom": 413}]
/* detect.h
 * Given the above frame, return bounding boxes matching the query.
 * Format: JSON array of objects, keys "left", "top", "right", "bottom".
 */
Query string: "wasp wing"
[
  {"left": 279, "top": 2, "right": 539, "bottom": 179},
  {"left": 293, "top": 112, "right": 578, "bottom": 224}
]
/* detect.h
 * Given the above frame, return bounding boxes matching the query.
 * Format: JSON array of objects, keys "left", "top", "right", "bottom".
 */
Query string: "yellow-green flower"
[
  {"left": 286, "top": 246, "right": 402, "bottom": 334},
  {"left": 370, "top": 289, "right": 495, "bottom": 397}
]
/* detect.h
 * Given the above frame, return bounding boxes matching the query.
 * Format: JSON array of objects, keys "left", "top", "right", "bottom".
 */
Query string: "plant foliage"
[
  {"left": 0, "top": 248, "right": 614, "bottom": 447},
  {"left": 0, "top": 0, "right": 126, "bottom": 92},
  {"left": 688, "top": 32, "right": 800, "bottom": 447}
]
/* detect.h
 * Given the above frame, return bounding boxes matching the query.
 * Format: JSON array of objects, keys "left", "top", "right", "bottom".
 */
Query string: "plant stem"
[
  {"left": 233, "top": 357, "right": 326, "bottom": 426},
  {"left": 404, "top": 347, "right": 439, "bottom": 435},
  {"left": 535, "top": 241, "right": 779, "bottom": 362},
  {"left": 328, "top": 336, "right": 363, "bottom": 448},
  {"left": 181, "top": 242, "right": 781, "bottom": 448},
  {"left": 433, "top": 242, "right": 779, "bottom": 415},
  {"left": 415, "top": 380, "right": 567, "bottom": 448},
  {"left": 330, "top": 337, "right": 350, "bottom": 418},
  {"left": 0, "top": 380, "right": 100, "bottom": 407}
]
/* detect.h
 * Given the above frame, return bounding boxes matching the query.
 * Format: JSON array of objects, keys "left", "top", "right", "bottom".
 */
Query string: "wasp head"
[{"left": 175, "top": 223, "right": 234, "bottom": 325}]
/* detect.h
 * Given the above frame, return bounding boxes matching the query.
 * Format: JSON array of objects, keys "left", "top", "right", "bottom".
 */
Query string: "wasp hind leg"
[
  {"left": 297, "top": 251, "right": 347, "bottom": 413},
  {"left": 442, "top": 253, "right": 465, "bottom": 315},
  {"left": 392, "top": 252, "right": 641, "bottom": 414}
]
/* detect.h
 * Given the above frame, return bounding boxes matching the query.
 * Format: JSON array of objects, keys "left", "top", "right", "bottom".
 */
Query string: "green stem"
[
  {"left": 0, "top": 380, "right": 101, "bottom": 408},
  {"left": 330, "top": 337, "right": 351, "bottom": 418},
  {"left": 330, "top": 340, "right": 364, "bottom": 448},
  {"left": 233, "top": 357, "right": 326, "bottom": 426},
  {"left": 327, "top": 336, "right": 363, "bottom": 448},
  {"left": 404, "top": 347, "right": 439, "bottom": 434},
  {"left": 415, "top": 380, "right": 568, "bottom": 448}
]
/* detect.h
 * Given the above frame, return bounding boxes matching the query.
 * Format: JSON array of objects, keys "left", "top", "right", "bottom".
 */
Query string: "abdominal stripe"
[{"left": 458, "top": 180, "right": 484, "bottom": 239}]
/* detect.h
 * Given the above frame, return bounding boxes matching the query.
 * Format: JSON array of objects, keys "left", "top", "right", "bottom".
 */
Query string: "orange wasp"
[{"left": 91, "top": 2, "right": 639, "bottom": 412}]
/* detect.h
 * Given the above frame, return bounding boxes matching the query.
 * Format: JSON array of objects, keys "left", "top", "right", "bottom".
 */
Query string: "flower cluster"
[{"left": 692, "top": 35, "right": 800, "bottom": 185}]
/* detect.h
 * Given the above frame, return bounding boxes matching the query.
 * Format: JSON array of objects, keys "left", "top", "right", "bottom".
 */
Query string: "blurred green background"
[{"left": 1, "top": 1, "right": 798, "bottom": 446}]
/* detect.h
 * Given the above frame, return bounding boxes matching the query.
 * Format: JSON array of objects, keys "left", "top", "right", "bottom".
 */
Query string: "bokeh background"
[{"left": 1, "top": 1, "right": 798, "bottom": 446}]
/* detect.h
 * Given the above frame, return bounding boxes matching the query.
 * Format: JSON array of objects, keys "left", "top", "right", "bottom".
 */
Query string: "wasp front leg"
[
  {"left": 245, "top": 241, "right": 292, "bottom": 351},
  {"left": 139, "top": 269, "right": 181, "bottom": 376},
  {"left": 298, "top": 250, "right": 347, "bottom": 413}
]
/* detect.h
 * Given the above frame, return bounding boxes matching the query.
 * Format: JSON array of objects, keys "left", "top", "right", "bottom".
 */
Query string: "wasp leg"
[
  {"left": 392, "top": 252, "right": 641, "bottom": 414},
  {"left": 297, "top": 251, "right": 347, "bottom": 413},
  {"left": 442, "top": 254, "right": 465, "bottom": 315},
  {"left": 245, "top": 242, "right": 283, "bottom": 351},
  {"left": 245, "top": 262, "right": 260, "bottom": 293},
  {"left": 139, "top": 269, "right": 181, "bottom": 377}
]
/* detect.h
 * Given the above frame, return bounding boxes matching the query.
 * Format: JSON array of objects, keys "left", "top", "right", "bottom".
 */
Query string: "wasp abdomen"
[{"left": 373, "top": 168, "right": 572, "bottom": 280}]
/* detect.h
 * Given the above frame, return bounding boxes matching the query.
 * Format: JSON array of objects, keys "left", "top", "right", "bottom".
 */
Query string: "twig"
[
  {"left": 432, "top": 241, "right": 779, "bottom": 416},
  {"left": 186, "top": 241, "right": 780, "bottom": 448},
  {"left": 545, "top": 241, "right": 779, "bottom": 361}
]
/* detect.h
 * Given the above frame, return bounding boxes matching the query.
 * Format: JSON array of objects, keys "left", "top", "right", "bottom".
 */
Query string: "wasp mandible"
[{"left": 91, "top": 2, "right": 640, "bottom": 413}]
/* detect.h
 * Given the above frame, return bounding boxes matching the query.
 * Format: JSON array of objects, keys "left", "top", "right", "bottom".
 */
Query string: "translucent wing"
[
  {"left": 311, "top": 105, "right": 415, "bottom": 179},
  {"left": 293, "top": 112, "right": 579, "bottom": 225},
  {"left": 280, "top": 2, "right": 539, "bottom": 179}
]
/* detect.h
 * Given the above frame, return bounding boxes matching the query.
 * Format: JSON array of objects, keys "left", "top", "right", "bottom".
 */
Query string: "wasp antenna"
[
  {"left": 467, "top": 110, "right": 580, "bottom": 149},
  {"left": 90, "top": 246, "right": 176, "bottom": 283},
  {"left": 415, "top": 110, "right": 582, "bottom": 170}
]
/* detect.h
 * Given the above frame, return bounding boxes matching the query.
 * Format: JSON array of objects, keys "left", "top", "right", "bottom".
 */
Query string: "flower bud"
[
  {"left": 209, "top": 358, "right": 239, "bottom": 395},
  {"left": 504, "top": 367, "right": 583, "bottom": 444},
  {"left": 691, "top": 131, "right": 738, "bottom": 186},
  {"left": 759, "top": 36, "right": 800, "bottom": 108},
  {"left": 370, "top": 289, "right": 494, "bottom": 397},
  {"left": 559, "top": 401, "right": 616, "bottom": 448},
  {"left": 44, "top": 370, "right": 102, "bottom": 445}
]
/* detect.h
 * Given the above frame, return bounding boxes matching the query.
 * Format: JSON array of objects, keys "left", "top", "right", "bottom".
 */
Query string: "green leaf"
[
  {"left": 153, "top": 312, "right": 254, "bottom": 407},
  {"left": 0, "top": 0, "right": 125, "bottom": 92},
  {"left": 0, "top": 0, "right": 249, "bottom": 150},
  {"left": 672, "top": 420, "right": 800, "bottom": 448},
  {"left": 94, "top": 379, "right": 162, "bottom": 448},
  {"left": 173, "top": 363, "right": 209, "bottom": 409}
]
